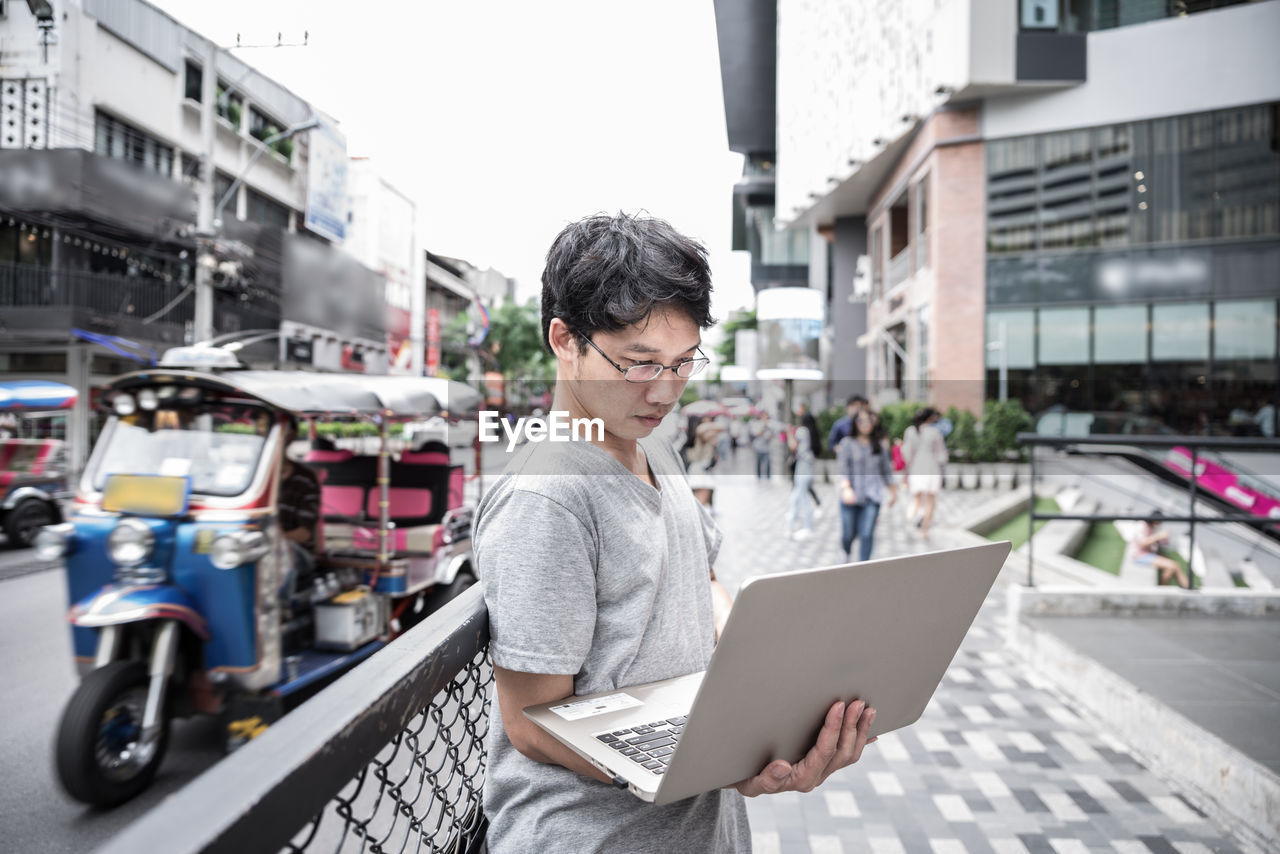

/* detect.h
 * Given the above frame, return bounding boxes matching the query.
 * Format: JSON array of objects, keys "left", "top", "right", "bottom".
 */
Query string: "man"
[
  {"left": 473, "top": 213, "right": 876, "bottom": 853},
  {"left": 277, "top": 420, "right": 320, "bottom": 585},
  {"left": 828, "top": 395, "right": 869, "bottom": 452}
]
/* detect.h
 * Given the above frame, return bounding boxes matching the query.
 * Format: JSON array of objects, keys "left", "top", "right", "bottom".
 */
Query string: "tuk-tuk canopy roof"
[
  {"left": 106, "top": 370, "right": 482, "bottom": 418},
  {"left": 0, "top": 380, "right": 78, "bottom": 411}
]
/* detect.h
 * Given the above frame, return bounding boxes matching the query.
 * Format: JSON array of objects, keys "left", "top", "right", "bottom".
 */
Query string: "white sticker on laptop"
[{"left": 549, "top": 693, "right": 642, "bottom": 722}]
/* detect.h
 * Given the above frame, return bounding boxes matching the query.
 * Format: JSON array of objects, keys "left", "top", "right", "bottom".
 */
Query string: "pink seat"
[
  {"left": 366, "top": 487, "right": 433, "bottom": 521},
  {"left": 306, "top": 449, "right": 355, "bottom": 463},
  {"left": 322, "top": 485, "right": 365, "bottom": 518},
  {"left": 400, "top": 451, "right": 450, "bottom": 466}
]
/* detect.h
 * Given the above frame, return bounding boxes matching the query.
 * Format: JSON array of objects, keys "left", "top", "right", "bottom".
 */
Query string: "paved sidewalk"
[{"left": 704, "top": 458, "right": 1247, "bottom": 853}]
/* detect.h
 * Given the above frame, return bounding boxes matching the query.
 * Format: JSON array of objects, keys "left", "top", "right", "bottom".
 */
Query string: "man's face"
[{"left": 563, "top": 306, "right": 700, "bottom": 444}]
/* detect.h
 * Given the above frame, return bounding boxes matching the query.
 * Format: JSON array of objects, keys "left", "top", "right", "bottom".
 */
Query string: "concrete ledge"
[
  {"left": 955, "top": 486, "right": 1032, "bottom": 536},
  {"left": 1009, "top": 585, "right": 1280, "bottom": 618},
  {"left": 1010, "top": 613, "right": 1280, "bottom": 854}
]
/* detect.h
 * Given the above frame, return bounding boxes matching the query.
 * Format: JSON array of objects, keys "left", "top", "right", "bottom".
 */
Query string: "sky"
[{"left": 149, "top": 0, "right": 754, "bottom": 321}]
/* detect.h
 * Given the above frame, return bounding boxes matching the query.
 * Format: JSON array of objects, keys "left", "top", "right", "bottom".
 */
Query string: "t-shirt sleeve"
[{"left": 474, "top": 488, "right": 598, "bottom": 676}]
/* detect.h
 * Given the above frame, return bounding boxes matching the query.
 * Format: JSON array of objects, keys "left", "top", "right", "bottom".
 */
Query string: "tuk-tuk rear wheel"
[
  {"left": 4, "top": 498, "right": 56, "bottom": 549},
  {"left": 55, "top": 660, "right": 170, "bottom": 807}
]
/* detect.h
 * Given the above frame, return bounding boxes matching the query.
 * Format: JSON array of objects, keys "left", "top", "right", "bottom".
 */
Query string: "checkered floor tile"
[{"left": 702, "top": 455, "right": 1245, "bottom": 854}]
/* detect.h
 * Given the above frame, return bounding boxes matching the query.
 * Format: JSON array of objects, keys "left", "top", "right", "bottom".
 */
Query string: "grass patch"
[
  {"left": 985, "top": 497, "right": 1060, "bottom": 550},
  {"left": 1075, "top": 522, "right": 1127, "bottom": 575},
  {"left": 1233, "top": 573, "right": 1251, "bottom": 589}
]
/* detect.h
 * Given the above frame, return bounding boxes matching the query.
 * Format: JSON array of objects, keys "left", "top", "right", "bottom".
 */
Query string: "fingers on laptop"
[{"left": 734, "top": 700, "right": 876, "bottom": 797}]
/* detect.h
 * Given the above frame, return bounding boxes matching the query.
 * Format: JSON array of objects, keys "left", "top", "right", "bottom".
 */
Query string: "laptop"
[{"left": 524, "top": 540, "right": 1011, "bottom": 805}]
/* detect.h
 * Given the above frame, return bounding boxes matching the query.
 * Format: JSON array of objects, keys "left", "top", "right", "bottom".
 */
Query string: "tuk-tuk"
[
  {"left": 35, "top": 347, "right": 482, "bottom": 806},
  {"left": 0, "top": 380, "right": 76, "bottom": 548}
]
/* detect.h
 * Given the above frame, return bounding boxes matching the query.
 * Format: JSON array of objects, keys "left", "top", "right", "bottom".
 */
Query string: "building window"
[
  {"left": 246, "top": 188, "right": 290, "bottom": 231},
  {"left": 184, "top": 60, "right": 202, "bottom": 101},
  {"left": 746, "top": 206, "right": 808, "bottom": 266},
  {"left": 1152, "top": 302, "right": 1210, "bottom": 361},
  {"left": 916, "top": 303, "right": 930, "bottom": 386},
  {"left": 986, "top": 310, "right": 1036, "bottom": 370},
  {"left": 1038, "top": 307, "right": 1090, "bottom": 365},
  {"left": 988, "top": 101, "right": 1280, "bottom": 264},
  {"left": 1215, "top": 299, "right": 1276, "bottom": 361},
  {"left": 869, "top": 224, "right": 883, "bottom": 300},
  {"left": 987, "top": 138, "right": 1038, "bottom": 254},
  {"left": 914, "top": 175, "right": 930, "bottom": 271},
  {"left": 1040, "top": 129, "right": 1095, "bottom": 250},
  {"left": 1090, "top": 0, "right": 1257, "bottom": 31},
  {"left": 214, "top": 171, "right": 235, "bottom": 213},
  {"left": 1215, "top": 104, "right": 1279, "bottom": 240},
  {"left": 1094, "top": 304, "right": 1148, "bottom": 363},
  {"left": 93, "top": 110, "right": 174, "bottom": 178}
]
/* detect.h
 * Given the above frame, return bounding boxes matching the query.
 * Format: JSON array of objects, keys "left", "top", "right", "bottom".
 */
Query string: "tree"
[
  {"left": 483, "top": 298, "right": 555, "bottom": 402},
  {"left": 714, "top": 309, "right": 756, "bottom": 366}
]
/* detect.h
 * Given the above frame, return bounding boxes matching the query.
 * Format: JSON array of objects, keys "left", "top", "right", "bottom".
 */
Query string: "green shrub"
[
  {"left": 945, "top": 407, "right": 979, "bottom": 460},
  {"left": 980, "top": 399, "right": 1034, "bottom": 461},
  {"left": 878, "top": 400, "right": 924, "bottom": 442},
  {"left": 815, "top": 405, "right": 843, "bottom": 458}
]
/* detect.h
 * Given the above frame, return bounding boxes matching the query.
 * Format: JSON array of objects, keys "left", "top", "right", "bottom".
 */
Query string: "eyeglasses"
[{"left": 578, "top": 334, "right": 709, "bottom": 383}]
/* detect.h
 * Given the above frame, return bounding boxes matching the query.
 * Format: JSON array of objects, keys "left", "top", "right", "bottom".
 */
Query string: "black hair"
[
  {"left": 541, "top": 212, "right": 715, "bottom": 353},
  {"left": 847, "top": 395, "right": 868, "bottom": 407},
  {"left": 912, "top": 407, "right": 939, "bottom": 429}
]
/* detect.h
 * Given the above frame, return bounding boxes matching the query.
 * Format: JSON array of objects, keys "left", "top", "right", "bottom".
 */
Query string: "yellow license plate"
[{"left": 102, "top": 474, "right": 191, "bottom": 516}]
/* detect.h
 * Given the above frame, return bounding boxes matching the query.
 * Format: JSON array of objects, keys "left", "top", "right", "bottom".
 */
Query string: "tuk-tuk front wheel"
[
  {"left": 55, "top": 661, "right": 170, "bottom": 807},
  {"left": 4, "top": 498, "right": 56, "bottom": 549}
]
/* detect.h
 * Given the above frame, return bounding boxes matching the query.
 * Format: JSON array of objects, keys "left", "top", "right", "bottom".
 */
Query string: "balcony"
[
  {"left": 0, "top": 263, "right": 278, "bottom": 343},
  {"left": 887, "top": 247, "right": 912, "bottom": 290}
]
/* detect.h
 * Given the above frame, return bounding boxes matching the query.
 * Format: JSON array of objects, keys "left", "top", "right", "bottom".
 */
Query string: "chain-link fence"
[
  {"left": 286, "top": 652, "right": 492, "bottom": 854},
  {"left": 98, "top": 586, "right": 491, "bottom": 854}
]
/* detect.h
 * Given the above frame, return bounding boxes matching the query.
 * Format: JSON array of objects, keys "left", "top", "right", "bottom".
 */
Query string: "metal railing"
[
  {"left": 0, "top": 262, "right": 194, "bottom": 318},
  {"left": 98, "top": 585, "right": 492, "bottom": 854},
  {"left": 1019, "top": 432, "right": 1280, "bottom": 587}
]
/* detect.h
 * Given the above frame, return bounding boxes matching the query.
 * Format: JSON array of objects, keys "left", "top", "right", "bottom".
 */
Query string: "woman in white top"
[{"left": 902, "top": 407, "right": 948, "bottom": 539}]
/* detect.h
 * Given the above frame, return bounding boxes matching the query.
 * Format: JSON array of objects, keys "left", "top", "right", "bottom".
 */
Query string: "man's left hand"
[{"left": 733, "top": 700, "right": 876, "bottom": 797}]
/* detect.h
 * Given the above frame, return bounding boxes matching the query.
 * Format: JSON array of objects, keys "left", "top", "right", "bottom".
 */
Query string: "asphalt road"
[{"left": 0, "top": 556, "right": 224, "bottom": 853}]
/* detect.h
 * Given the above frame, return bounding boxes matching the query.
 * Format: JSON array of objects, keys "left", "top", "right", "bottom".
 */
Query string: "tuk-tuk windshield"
[{"left": 88, "top": 404, "right": 270, "bottom": 497}]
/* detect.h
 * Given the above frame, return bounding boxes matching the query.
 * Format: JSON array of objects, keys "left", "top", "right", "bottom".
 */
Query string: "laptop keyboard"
[{"left": 593, "top": 716, "right": 687, "bottom": 775}]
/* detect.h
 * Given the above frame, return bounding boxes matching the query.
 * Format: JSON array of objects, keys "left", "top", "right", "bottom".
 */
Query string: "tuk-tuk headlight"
[
  {"left": 34, "top": 523, "right": 74, "bottom": 561},
  {"left": 210, "top": 530, "right": 269, "bottom": 570},
  {"left": 107, "top": 518, "right": 155, "bottom": 567}
]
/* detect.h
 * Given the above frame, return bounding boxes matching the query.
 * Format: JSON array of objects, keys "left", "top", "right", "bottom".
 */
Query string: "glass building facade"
[{"left": 985, "top": 101, "right": 1279, "bottom": 433}]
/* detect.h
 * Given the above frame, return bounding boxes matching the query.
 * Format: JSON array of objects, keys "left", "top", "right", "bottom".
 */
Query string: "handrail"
[
  {"left": 1017, "top": 432, "right": 1280, "bottom": 587},
  {"left": 97, "top": 585, "right": 491, "bottom": 854}
]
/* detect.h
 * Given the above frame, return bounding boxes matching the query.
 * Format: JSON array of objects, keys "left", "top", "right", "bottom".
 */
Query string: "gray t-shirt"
[{"left": 474, "top": 435, "right": 752, "bottom": 853}]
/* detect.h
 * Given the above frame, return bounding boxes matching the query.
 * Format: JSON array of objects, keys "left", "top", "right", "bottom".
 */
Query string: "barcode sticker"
[{"left": 549, "top": 692, "right": 642, "bottom": 721}]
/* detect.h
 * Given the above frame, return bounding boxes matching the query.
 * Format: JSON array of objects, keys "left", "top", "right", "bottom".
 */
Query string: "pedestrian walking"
[
  {"left": 685, "top": 415, "right": 723, "bottom": 508},
  {"left": 785, "top": 411, "right": 816, "bottom": 539},
  {"left": 902, "top": 407, "right": 948, "bottom": 539},
  {"left": 837, "top": 411, "right": 898, "bottom": 562},
  {"left": 472, "top": 212, "right": 875, "bottom": 853},
  {"left": 750, "top": 416, "right": 773, "bottom": 479},
  {"left": 828, "top": 395, "right": 869, "bottom": 452}
]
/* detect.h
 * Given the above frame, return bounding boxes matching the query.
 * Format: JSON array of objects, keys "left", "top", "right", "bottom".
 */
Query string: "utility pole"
[{"left": 193, "top": 39, "right": 218, "bottom": 345}]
